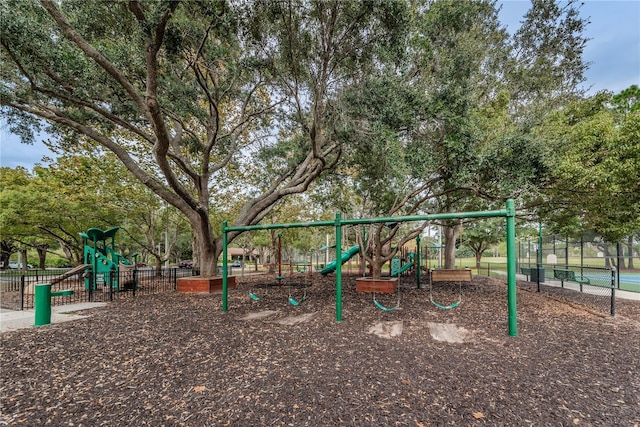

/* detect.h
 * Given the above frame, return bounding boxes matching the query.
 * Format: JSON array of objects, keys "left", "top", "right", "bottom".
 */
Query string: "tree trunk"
[
  {"left": 268, "top": 230, "right": 277, "bottom": 274},
  {"left": 617, "top": 243, "right": 626, "bottom": 269},
  {"left": 197, "top": 237, "right": 219, "bottom": 277},
  {"left": 19, "top": 249, "right": 28, "bottom": 271},
  {"left": 443, "top": 223, "right": 461, "bottom": 269},
  {"left": 601, "top": 244, "right": 612, "bottom": 268},
  {"left": 37, "top": 246, "right": 47, "bottom": 269},
  {"left": 188, "top": 212, "right": 219, "bottom": 277},
  {"left": 60, "top": 241, "right": 74, "bottom": 264},
  {"left": 627, "top": 235, "right": 635, "bottom": 270},
  {"left": 370, "top": 256, "right": 384, "bottom": 280}
]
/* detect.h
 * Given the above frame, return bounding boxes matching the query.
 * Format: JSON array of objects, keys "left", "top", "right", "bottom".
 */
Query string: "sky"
[{"left": 1, "top": 0, "right": 639, "bottom": 170}]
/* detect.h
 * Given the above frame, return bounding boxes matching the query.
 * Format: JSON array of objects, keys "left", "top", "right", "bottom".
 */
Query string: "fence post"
[
  {"left": 88, "top": 270, "right": 94, "bottom": 302},
  {"left": 20, "top": 275, "right": 25, "bottom": 311},
  {"left": 616, "top": 242, "right": 621, "bottom": 289},
  {"left": 536, "top": 249, "right": 541, "bottom": 293},
  {"left": 109, "top": 271, "right": 114, "bottom": 302},
  {"left": 133, "top": 268, "right": 138, "bottom": 297},
  {"left": 610, "top": 267, "right": 616, "bottom": 317}
]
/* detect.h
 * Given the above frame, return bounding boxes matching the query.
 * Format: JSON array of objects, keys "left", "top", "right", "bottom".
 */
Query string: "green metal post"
[
  {"left": 277, "top": 232, "right": 283, "bottom": 280},
  {"left": 416, "top": 235, "right": 421, "bottom": 288},
  {"left": 335, "top": 212, "right": 342, "bottom": 322},
  {"left": 506, "top": 199, "right": 517, "bottom": 337},
  {"left": 222, "top": 221, "right": 228, "bottom": 311},
  {"left": 360, "top": 226, "right": 367, "bottom": 276},
  {"left": 34, "top": 283, "right": 52, "bottom": 327}
]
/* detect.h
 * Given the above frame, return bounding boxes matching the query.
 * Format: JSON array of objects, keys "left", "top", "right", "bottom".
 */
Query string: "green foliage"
[
  {"left": 509, "top": 0, "right": 588, "bottom": 120},
  {"left": 1, "top": 0, "right": 415, "bottom": 274},
  {"left": 2, "top": 0, "right": 619, "bottom": 273},
  {"left": 535, "top": 88, "right": 640, "bottom": 240}
]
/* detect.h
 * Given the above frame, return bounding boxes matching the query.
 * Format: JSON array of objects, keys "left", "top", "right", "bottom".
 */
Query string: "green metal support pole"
[
  {"left": 506, "top": 199, "right": 517, "bottom": 337},
  {"left": 277, "top": 232, "right": 283, "bottom": 279},
  {"left": 34, "top": 283, "right": 52, "bottom": 327},
  {"left": 335, "top": 212, "right": 342, "bottom": 322},
  {"left": 222, "top": 221, "right": 228, "bottom": 312},
  {"left": 360, "top": 226, "right": 367, "bottom": 276},
  {"left": 416, "top": 235, "right": 421, "bottom": 288}
]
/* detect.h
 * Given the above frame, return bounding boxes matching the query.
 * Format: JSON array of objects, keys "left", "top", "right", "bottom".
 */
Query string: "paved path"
[
  {"left": 0, "top": 302, "right": 107, "bottom": 333},
  {"left": 501, "top": 272, "right": 640, "bottom": 301},
  {"left": 516, "top": 273, "right": 640, "bottom": 301}
]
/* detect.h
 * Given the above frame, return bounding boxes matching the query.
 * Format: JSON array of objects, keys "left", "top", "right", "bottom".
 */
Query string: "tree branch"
[{"left": 40, "top": 0, "right": 149, "bottom": 120}]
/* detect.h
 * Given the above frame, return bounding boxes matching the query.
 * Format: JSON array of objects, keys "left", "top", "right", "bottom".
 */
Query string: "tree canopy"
[
  {"left": 1, "top": 0, "right": 409, "bottom": 275},
  {"left": 2, "top": 0, "right": 635, "bottom": 275}
]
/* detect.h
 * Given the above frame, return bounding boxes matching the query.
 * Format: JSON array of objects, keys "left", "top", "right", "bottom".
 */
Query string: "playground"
[{"left": 1, "top": 272, "right": 639, "bottom": 426}]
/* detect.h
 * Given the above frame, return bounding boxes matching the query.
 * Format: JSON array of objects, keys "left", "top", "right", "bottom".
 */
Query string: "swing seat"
[
  {"left": 288, "top": 297, "right": 305, "bottom": 306},
  {"left": 249, "top": 292, "right": 262, "bottom": 301},
  {"left": 374, "top": 300, "right": 400, "bottom": 311},
  {"left": 430, "top": 299, "right": 461, "bottom": 310},
  {"left": 428, "top": 268, "right": 470, "bottom": 310},
  {"left": 430, "top": 269, "right": 472, "bottom": 282}
]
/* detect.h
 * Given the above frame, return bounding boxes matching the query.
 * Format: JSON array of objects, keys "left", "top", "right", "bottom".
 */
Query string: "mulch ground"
[{"left": 1, "top": 274, "right": 639, "bottom": 426}]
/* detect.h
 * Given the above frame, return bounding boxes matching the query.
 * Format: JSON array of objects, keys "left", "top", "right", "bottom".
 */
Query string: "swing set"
[
  {"left": 221, "top": 199, "right": 519, "bottom": 337},
  {"left": 428, "top": 268, "right": 473, "bottom": 309},
  {"left": 372, "top": 276, "right": 402, "bottom": 311},
  {"left": 248, "top": 231, "right": 312, "bottom": 306}
]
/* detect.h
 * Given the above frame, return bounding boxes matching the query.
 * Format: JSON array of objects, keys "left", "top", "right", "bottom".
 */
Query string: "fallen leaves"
[{"left": 0, "top": 274, "right": 638, "bottom": 426}]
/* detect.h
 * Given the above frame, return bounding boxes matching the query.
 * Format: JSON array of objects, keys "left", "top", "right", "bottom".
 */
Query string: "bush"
[{"left": 47, "top": 258, "right": 73, "bottom": 268}]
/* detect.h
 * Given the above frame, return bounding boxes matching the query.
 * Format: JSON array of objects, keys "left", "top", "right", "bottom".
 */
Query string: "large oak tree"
[{"left": 1, "top": 0, "right": 405, "bottom": 275}]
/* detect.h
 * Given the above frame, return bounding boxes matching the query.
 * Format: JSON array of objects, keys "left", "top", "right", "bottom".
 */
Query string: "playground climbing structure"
[{"left": 80, "top": 227, "right": 138, "bottom": 291}]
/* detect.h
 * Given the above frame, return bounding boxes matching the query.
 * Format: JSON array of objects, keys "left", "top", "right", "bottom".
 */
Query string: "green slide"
[
  {"left": 320, "top": 245, "right": 360, "bottom": 276},
  {"left": 392, "top": 261, "right": 414, "bottom": 277}
]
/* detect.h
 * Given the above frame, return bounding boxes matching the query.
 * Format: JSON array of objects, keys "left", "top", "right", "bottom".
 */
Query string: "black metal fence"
[
  {"left": 0, "top": 267, "right": 194, "bottom": 311},
  {"left": 476, "top": 262, "right": 616, "bottom": 316}
]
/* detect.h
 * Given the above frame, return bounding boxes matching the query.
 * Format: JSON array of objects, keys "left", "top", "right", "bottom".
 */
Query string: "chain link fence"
[
  {"left": 516, "top": 234, "right": 638, "bottom": 286},
  {"left": 476, "top": 261, "right": 617, "bottom": 315}
]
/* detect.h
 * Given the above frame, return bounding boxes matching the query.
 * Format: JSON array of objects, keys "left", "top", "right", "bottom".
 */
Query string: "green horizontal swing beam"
[
  {"left": 222, "top": 199, "right": 517, "bottom": 336},
  {"left": 223, "top": 208, "right": 507, "bottom": 234}
]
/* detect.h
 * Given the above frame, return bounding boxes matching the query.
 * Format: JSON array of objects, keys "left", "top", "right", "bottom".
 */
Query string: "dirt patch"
[
  {"left": 1, "top": 273, "right": 639, "bottom": 426},
  {"left": 239, "top": 310, "right": 280, "bottom": 320},
  {"left": 368, "top": 320, "right": 404, "bottom": 338},
  {"left": 428, "top": 322, "right": 469, "bottom": 343},
  {"left": 273, "top": 311, "right": 319, "bottom": 325}
]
